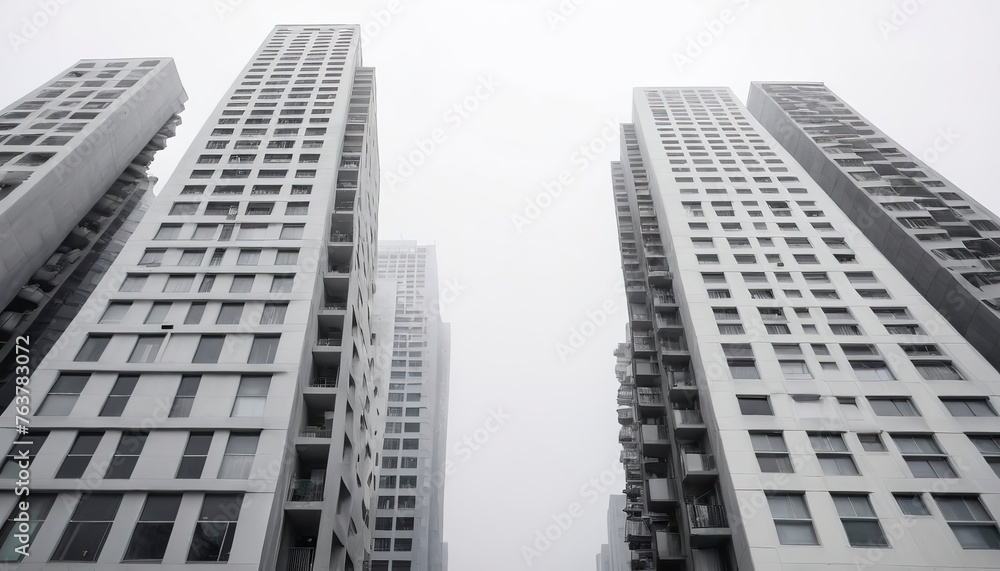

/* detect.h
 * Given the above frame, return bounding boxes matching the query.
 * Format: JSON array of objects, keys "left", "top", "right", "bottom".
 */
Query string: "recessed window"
[
  {"left": 934, "top": 495, "right": 1000, "bottom": 549},
  {"left": 122, "top": 495, "right": 182, "bottom": 562},
  {"left": 51, "top": 494, "right": 123, "bottom": 561},
  {"left": 248, "top": 336, "right": 279, "bottom": 364},
  {"left": 232, "top": 376, "right": 270, "bottom": 416},
  {"left": 216, "top": 303, "right": 244, "bottom": 325},
  {"left": 832, "top": 494, "right": 888, "bottom": 547},
  {"left": 177, "top": 432, "right": 212, "bottom": 478},
  {"left": 752, "top": 432, "right": 792, "bottom": 473},
  {"left": 99, "top": 375, "right": 138, "bottom": 417},
  {"left": 187, "top": 494, "right": 243, "bottom": 562},
  {"left": 869, "top": 398, "right": 919, "bottom": 417},
  {"left": 179, "top": 249, "right": 206, "bottom": 266},
  {"left": 75, "top": 336, "right": 111, "bottom": 362},
  {"left": 37, "top": 373, "right": 90, "bottom": 415},
  {"left": 894, "top": 494, "right": 930, "bottom": 516},
  {"left": 105, "top": 432, "right": 147, "bottom": 478},
  {"left": 55, "top": 432, "right": 103, "bottom": 478},
  {"left": 100, "top": 302, "right": 131, "bottom": 324},
  {"left": 217, "top": 434, "right": 258, "bottom": 479},
  {"left": 738, "top": 396, "right": 772, "bottom": 415},
  {"left": 767, "top": 493, "right": 818, "bottom": 545},
  {"left": 942, "top": 398, "right": 997, "bottom": 417},
  {"left": 129, "top": 336, "right": 164, "bottom": 363},
  {"left": 169, "top": 376, "right": 201, "bottom": 418},
  {"left": 193, "top": 335, "right": 226, "bottom": 363},
  {"left": 230, "top": 275, "right": 254, "bottom": 293},
  {"left": 858, "top": 434, "right": 886, "bottom": 452}
]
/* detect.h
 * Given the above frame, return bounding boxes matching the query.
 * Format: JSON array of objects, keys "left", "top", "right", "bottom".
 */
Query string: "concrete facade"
[
  {"left": 748, "top": 82, "right": 1000, "bottom": 373},
  {"left": 373, "top": 241, "right": 451, "bottom": 571},
  {"left": 0, "top": 26, "right": 385, "bottom": 571},
  {"left": 612, "top": 86, "right": 1000, "bottom": 570},
  {"left": 0, "top": 59, "right": 186, "bottom": 406}
]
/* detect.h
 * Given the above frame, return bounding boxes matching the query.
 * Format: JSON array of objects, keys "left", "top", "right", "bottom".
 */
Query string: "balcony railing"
[
  {"left": 683, "top": 452, "right": 716, "bottom": 472},
  {"left": 310, "top": 376, "right": 338, "bottom": 388},
  {"left": 686, "top": 502, "right": 728, "bottom": 528},
  {"left": 299, "top": 426, "right": 332, "bottom": 438},
  {"left": 330, "top": 233, "right": 353, "bottom": 243},
  {"left": 287, "top": 547, "right": 315, "bottom": 571},
  {"left": 674, "top": 409, "right": 703, "bottom": 424},
  {"left": 316, "top": 337, "right": 343, "bottom": 347},
  {"left": 323, "top": 302, "right": 347, "bottom": 310},
  {"left": 636, "top": 388, "right": 663, "bottom": 406},
  {"left": 288, "top": 479, "right": 324, "bottom": 502},
  {"left": 327, "top": 264, "right": 348, "bottom": 274}
]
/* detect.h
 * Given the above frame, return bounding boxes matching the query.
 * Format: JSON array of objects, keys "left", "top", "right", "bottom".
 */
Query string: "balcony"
[
  {"left": 286, "top": 547, "right": 315, "bottom": 571},
  {"left": 647, "top": 478, "right": 679, "bottom": 510},
  {"left": 347, "top": 114, "right": 367, "bottom": 123},
  {"left": 617, "top": 386, "right": 635, "bottom": 405},
  {"left": 617, "top": 408, "right": 635, "bottom": 425},
  {"left": 647, "top": 264, "right": 673, "bottom": 286},
  {"left": 316, "top": 337, "right": 342, "bottom": 347},
  {"left": 288, "top": 479, "right": 324, "bottom": 503},
  {"left": 659, "top": 339, "right": 689, "bottom": 364},
  {"left": 672, "top": 408, "right": 705, "bottom": 438},
  {"left": 655, "top": 313, "right": 683, "bottom": 332},
  {"left": 625, "top": 518, "right": 651, "bottom": 542},
  {"left": 630, "top": 309, "right": 653, "bottom": 329},
  {"left": 624, "top": 483, "right": 643, "bottom": 499},
  {"left": 655, "top": 532, "right": 684, "bottom": 561},
  {"left": 633, "top": 361, "right": 660, "bottom": 387},
  {"left": 686, "top": 502, "right": 731, "bottom": 546},
  {"left": 636, "top": 388, "right": 664, "bottom": 412},
  {"left": 309, "top": 376, "right": 338, "bottom": 388},
  {"left": 619, "top": 425, "right": 637, "bottom": 444},
  {"left": 667, "top": 371, "right": 697, "bottom": 400},
  {"left": 632, "top": 336, "right": 655, "bottom": 356},
  {"left": 625, "top": 281, "right": 646, "bottom": 301},
  {"left": 640, "top": 424, "right": 670, "bottom": 457},
  {"left": 299, "top": 426, "right": 332, "bottom": 439},
  {"left": 330, "top": 232, "right": 353, "bottom": 243},
  {"left": 322, "top": 301, "right": 347, "bottom": 311},
  {"left": 652, "top": 291, "right": 678, "bottom": 307},
  {"left": 681, "top": 452, "right": 717, "bottom": 482}
]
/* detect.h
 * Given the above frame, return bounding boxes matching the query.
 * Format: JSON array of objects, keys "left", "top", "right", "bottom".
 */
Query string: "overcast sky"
[{"left": 2, "top": 1, "right": 999, "bottom": 569}]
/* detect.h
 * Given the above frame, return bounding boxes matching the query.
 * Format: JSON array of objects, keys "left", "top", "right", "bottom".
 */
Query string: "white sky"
[{"left": 2, "top": 1, "right": 998, "bottom": 569}]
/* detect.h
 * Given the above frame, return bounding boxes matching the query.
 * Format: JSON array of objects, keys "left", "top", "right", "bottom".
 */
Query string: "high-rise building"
[
  {"left": 747, "top": 82, "right": 1000, "bottom": 373},
  {"left": 596, "top": 493, "right": 629, "bottom": 571},
  {"left": 374, "top": 241, "right": 451, "bottom": 571},
  {"left": 0, "top": 25, "right": 386, "bottom": 571},
  {"left": 0, "top": 59, "right": 186, "bottom": 406},
  {"left": 611, "top": 86, "right": 1000, "bottom": 570}
]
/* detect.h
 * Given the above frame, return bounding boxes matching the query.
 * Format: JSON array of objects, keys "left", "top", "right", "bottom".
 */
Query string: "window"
[
  {"left": 154, "top": 224, "right": 182, "bottom": 240},
  {"left": 170, "top": 376, "right": 201, "bottom": 417},
  {"left": 833, "top": 495, "right": 888, "bottom": 547},
  {"left": 187, "top": 494, "right": 243, "bottom": 562},
  {"left": 275, "top": 249, "right": 298, "bottom": 264},
  {"left": 935, "top": 496, "right": 1000, "bottom": 549},
  {"left": 893, "top": 434, "right": 957, "bottom": 478},
  {"left": 217, "top": 303, "right": 244, "bottom": 325},
  {"left": 780, "top": 360, "right": 812, "bottom": 379},
  {"left": 51, "top": 494, "right": 122, "bottom": 561},
  {"left": 248, "top": 335, "right": 279, "bottom": 364},
  {"left": 187, "top": 335, "right": 226, "bottom": 365},
  {"left": 286, "top": 202, "right": 309, "bottom": 214},
  {"left": 75, "top": 335, "right": 110, "bottom": 362},
  {"left": 170, "top": 202, "right": 198, "bottom": 215},
  {"left": 55, "top": 432, "right": 102, "bottom": 478},
  {"left": 395, "top": 538, "right": 412, "bottom": 551},
  {"left": 100, "top": 375, "right": 138, "bottom": 417},
  {"left": 738, "top": 396, "right": 772, "bottom": 415},
  {"left": 894, "top": 494, "right": 930, "bottom": 516},
  {"left": 192, "top": 224, "right": 218, "bottom": 239},
  {"left": 185, "top": 302, "right": 207, "bottom": 324},
  {"left": 279, "top": 224, "right": 305, "bottom": 239},
  {"left": 0, "top": 432, "right": 49, "bottom": 478},
  {"left": 163, "top": 275, "right": 194, "bottom": 293},
  {"left": 230, "top": 275, "right": 254, "bottom": 293},
  {"left": 271, "top": 275, "right": 294, "bottom": 293},
  {"left": 129, "top": 335, "right": 164, "bottom": 363},
  {"left": 942, "top": 398, "right": 997, "bottom": 417},
  {"left": 767, "top": 493, "right": 818, "bottom": 545},
  {"left": 402, "top": 457, "right": 418, "bottom": 468},
  {"left": 913, "top": 360, "right": 963, "bottom": 380},
  {"left": 869, "top": 398, "right": 919, "bottom": 417},
  {"left": 374, "top": 538, "right": 391, "bottom": 551},
  {"left": 120, "top": 274, "right": 147, "bottom": 292},
  {"left": 810, "top": 433, "right": 860, "bottom": 476},
  {"left": 237, "top": 249, "right": 260, "bottom": 265},
  {"left": 970, "top": 435, "right": 1000, "bottom": 477},
  {"left": 0, "top": 494, "right": 54, "bottom": 562},
  {"left": 122, "top": 495, "right": 182, "bottom": 562},
  {"left": 260, "top": 303, "right": 288, "bottom": 325},
  {"left": 852, "top": 361, "right": 895, "bottom": 381},
  {"left": 37, "top": 373, "right": 89, "bottom": 415},
  {"left": 858, "top": 434, "right": 886, "bottom": 452},
  {"left": 218, "top": 434, "right": 258, "bottom": 479},
  {"left": 144, "top": 302, "right": 171, "bottom": 325},
  {"left": 177, "top": 432, "right": 212, "bottom": 478},
  {"left": 232, "top": 376, "right": 270, "bottom": 416},
  {"left": 105, "top": 431, "right": 147, "bottom": 478},
  {"left": 752, "top": 433, "right": 792, "bottom": 473}
]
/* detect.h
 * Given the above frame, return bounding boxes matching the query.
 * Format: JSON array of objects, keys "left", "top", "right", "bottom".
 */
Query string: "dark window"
[
  {"left": 187, "top": 494, "right": 243, "bottom": 562},
  {"left": 51, "top": 494, "right": 123, "bottom": 561},
  {"left": 122, "top": 495, "right": 182, "bottom": 562}
]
